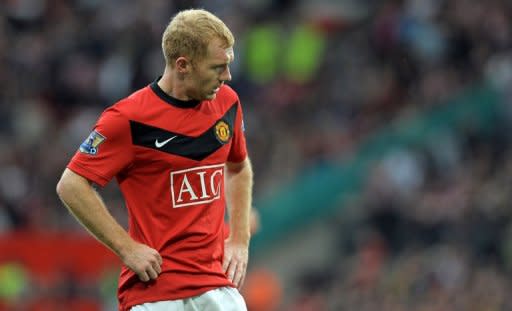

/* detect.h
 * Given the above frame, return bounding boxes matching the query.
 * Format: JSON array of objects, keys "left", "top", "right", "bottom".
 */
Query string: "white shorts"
[{"left": 130, "top": 287, "right": 247, "bottom": 311}]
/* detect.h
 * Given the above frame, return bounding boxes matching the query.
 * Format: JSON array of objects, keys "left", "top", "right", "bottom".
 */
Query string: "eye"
[{"left": 214, "top": 64, "right": 227, "bottom": 73}]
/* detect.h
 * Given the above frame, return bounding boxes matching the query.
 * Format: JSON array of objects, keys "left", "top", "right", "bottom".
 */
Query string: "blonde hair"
[{"left": 162, "top": 9, "right": 235, "bottom": 66}]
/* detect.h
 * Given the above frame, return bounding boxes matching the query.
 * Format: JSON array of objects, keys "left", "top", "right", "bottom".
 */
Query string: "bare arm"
[
  {"left": 223, "top": 157, "right": 253, "bottom": 288},
  {"left": 56, "top": 168, "right": 162, "bottom": 282}
]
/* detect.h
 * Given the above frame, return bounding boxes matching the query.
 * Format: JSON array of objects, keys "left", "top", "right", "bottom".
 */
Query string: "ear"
[{"left": 175, "top": 56, "right": 191, "bottom": 73}]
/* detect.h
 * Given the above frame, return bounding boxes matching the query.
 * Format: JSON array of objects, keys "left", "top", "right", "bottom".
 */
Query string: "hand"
[
  {"left": 223, "top": 239, "right": 249, "bottom": 288},
  {"left": 119, "top": 240, "right": 162, "bottom": 282}
]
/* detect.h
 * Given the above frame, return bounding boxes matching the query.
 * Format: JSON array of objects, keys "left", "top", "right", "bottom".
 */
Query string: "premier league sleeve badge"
[{"left": 79, "top": 130, "right": 106, "bottom": 155}]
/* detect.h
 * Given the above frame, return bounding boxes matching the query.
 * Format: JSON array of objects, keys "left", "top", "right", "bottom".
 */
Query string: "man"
[{"left": 56, "top": 9, "right": 253, "bottom": 311}]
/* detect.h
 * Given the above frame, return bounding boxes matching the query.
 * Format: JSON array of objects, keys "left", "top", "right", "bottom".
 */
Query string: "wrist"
[
  {"left": 113, "top": 236, "right": 136, "bottom": 259},
  {"left": 228, "top": 233, "right": 251, "bottom": 247}
]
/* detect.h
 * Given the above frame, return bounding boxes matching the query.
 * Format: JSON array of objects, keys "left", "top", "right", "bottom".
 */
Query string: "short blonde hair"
[{"left": 162, "top": 9, "right": 235, "bottom": 66}]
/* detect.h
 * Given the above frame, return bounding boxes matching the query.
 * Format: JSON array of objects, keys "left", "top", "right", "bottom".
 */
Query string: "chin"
[{"left": 204, "top": 93, "right": 217, "bottom": 100}]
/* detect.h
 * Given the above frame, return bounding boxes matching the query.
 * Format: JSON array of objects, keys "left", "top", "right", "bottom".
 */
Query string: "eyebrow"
[{"left": 210, "top": 52, "right": 234, "bottom": 67}]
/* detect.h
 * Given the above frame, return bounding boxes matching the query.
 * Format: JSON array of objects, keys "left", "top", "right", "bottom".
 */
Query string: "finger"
[
  {"left": 152, "top": 260, "right": 162, "bottom": 274},
  {"left": 238, "top": 272, "right": 246, "bottom": 289},
  {"left": 147, "top": 267, "right": 159, "bottom": 280},
  {"left": 222, "top": 254, "right": 231, "bottom": 272},
  {"left": 239, "top": 263, "right": 248, "bottom": 288},
  {"left": 232, "top": 271, "right": 240, "bottom": 287},
  {"left": 235, "top": 272, "right": 245, "bottom": 289},
  {"left": 233, "top": 262, "right": 245, "bottom": 287},
  {"left": 138, "top": 271, "right": 150, "bottom": 282},
  {"left": 227, "top": 261, "right": 237, "bottom": 282},
  {"left": 156, "top": 253, "right": 163, "bottom": 265}
]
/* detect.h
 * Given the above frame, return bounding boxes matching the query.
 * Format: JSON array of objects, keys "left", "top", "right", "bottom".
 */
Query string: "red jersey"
[{"left": 67, "top": 79, "right": 247, "bottom": 310}]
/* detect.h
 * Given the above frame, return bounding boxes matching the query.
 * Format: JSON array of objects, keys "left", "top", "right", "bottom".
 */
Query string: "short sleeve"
[
  {"left": 67, "top": 106, "right": 134, "bottom": 187},
  {"left": 227, "top": 100, "right": 248, "bottom": 163}
]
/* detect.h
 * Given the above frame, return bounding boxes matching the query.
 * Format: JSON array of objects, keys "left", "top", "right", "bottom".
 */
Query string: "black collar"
[{"left": 150, "top": 77, "right": 201, "bottom": 108}]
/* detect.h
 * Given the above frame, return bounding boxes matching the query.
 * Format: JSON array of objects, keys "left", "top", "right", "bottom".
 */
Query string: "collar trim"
[{"left": 150, "top": 77, "right": 200, "bottom": 108}]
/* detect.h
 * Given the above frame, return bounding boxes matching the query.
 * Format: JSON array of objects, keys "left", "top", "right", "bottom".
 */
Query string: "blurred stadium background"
[{"left": 2, "top": 0, "right": 512, "bottom": 310}]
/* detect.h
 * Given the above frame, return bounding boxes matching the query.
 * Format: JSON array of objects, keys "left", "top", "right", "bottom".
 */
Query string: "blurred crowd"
[
  {"left": 277, "top": 111, "right": 512, "bottom": 311},
  {"left": 2, "top": 0, "right": 512, "bottom": 310}
]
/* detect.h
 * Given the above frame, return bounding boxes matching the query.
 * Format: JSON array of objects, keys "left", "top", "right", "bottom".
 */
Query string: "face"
[{"left": 185, "top": 38, "right": 234, "bottom": 100}]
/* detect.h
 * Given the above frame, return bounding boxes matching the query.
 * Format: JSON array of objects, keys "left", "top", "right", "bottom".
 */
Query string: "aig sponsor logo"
[{"left": 170, "top": 164, "right": 224, "bottom": 208}]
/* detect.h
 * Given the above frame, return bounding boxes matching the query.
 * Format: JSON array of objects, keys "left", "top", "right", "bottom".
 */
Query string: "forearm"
[
  {"left": 226, "top": 158, "right": 253, "bottom": 246},
  {"left": 56, "top": 168, "right": 133, "bottom": 257}
]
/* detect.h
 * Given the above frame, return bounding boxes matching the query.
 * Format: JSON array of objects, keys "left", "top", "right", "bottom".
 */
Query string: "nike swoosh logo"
[{"left": 155, "top": 136, "right": 177, "bottom": 148}]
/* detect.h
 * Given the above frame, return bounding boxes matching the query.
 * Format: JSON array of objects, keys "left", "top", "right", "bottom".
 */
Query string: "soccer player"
[{"left": 56, "top": 9, "right": 253, "bottom": 311}]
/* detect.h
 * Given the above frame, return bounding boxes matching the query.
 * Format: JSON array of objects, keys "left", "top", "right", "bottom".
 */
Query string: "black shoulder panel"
[{"left": 130, "top": 102, "right": 238, "bottom": 161}]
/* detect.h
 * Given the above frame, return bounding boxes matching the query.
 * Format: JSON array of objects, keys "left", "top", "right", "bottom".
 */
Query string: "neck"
[{"left": 157, "top": 67, "right": 191, "bottom": 101}]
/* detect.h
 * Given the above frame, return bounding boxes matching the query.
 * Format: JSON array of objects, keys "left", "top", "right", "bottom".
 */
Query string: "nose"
[{"left": 220, "top": 66, "right": 232, "bottom": 82}]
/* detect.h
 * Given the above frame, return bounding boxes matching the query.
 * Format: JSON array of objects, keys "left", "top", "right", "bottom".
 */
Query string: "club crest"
[{"left": 214, "top": 120, "right": 231, "bottom": 144}]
